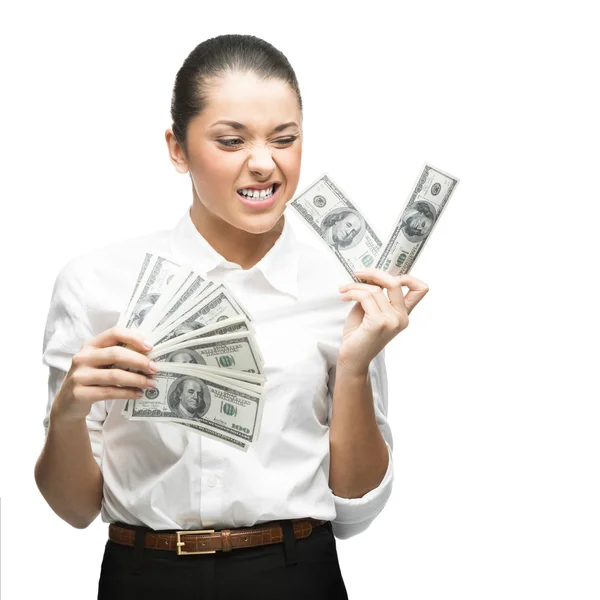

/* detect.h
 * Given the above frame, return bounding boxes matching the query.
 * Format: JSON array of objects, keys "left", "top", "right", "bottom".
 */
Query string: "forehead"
[{"left": 199, "top": 71, "right": 300, "bottom": 129}]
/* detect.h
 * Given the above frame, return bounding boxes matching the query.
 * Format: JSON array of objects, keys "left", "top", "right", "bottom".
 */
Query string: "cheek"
[
  {"left": 278, "top": 145, "right": 302, "bottom": 182},
  {"left": 194, "top": 147, "right": 241, "bottom": 183}
]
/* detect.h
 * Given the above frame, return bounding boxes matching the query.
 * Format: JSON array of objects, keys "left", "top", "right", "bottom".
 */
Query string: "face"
[
  {"left": 174, "top": 322, "right": 202, "bottom": 335},
  {"left": 167, "top": 70, "right": 303, "bottom": 235},
  {"left": 332, "top": 213, "right": 361, "bottom": 243},
  {"left": 407, "top": 214, "right": 433, "bottom": 236},
  {"left": 170, "top": 351, "right": 197, "bottom": 364},
  {"left": 179, "top": 379, "right": 204, "bottom": 412}
]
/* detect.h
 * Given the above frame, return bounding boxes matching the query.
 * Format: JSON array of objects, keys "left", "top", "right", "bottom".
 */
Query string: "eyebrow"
[{"left": 210, "top": 120, "right": 299, "bottom": 133}]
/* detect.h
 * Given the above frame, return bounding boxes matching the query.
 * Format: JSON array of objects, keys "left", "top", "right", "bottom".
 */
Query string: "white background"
[{"left": 1, "top": 0, "right": 598, "bottom": 598}]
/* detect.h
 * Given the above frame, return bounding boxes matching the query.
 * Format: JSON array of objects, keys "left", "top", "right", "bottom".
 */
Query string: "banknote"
[
  {"left": 149, "top": 332, "right": 265, "bottom": 376},
  {"left": 115, "top": 253, "right": 267, "bottom": 451},
  {"left": 289, "top": 166, "right": 458, "bottom": 281},
  {"left": 375, "top": 163, "right": 459, "bottom": 275},
  {"left": 121, "top": 255, "right": 183, "bottom": 330},
  {"left": 288, "top": 174, "right": 383, "bottom": 281},
  {"left": 139, "top": 272, "right": 212, "bottom": 335},
  {"left": 117, "top": 253, "right": 153, "bottom": 328},
  {"left": 151, "top": 315, "right": 253, "bottom": 353},
  {"left": 126, "top": 365, "right": 264, "bottom": 451},
  {"left": 151, "top": 285, "right": 252, "bottom": 346}
]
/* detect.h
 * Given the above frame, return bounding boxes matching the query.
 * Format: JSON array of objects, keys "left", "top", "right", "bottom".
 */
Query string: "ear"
[{"left": 165, "top": 129, "right": 189, "bottom": 174}]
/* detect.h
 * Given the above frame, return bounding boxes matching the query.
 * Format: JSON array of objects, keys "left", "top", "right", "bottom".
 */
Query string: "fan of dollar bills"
[
  {"left": 117, "top": 254, "right": 266, "bottom": 452},
  {"left": 115, "top": 162, "right": 458, "bottom": 453}
]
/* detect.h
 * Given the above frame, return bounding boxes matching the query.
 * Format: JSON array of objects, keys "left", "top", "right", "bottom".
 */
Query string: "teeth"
[{"left": 238, "top": 185, "right": 275, "bottom": 199}]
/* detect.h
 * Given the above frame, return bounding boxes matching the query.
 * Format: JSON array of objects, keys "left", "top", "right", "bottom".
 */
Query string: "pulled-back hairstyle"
[{"left": 170, "top": 34, "right": 303, "bottom": 154}]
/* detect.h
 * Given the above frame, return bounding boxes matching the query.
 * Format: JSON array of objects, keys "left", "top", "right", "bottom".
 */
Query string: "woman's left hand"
[{"left": 337, "top": 267, "right": 429, "bottom": 374}]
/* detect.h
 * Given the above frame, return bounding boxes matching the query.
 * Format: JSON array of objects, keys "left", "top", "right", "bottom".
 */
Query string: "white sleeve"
[
  {"left": 326, "top": 348, "right": 394, "bottom": 540},
  {"left": 42, "top": 260, "right": 107, "bottom": 469}
]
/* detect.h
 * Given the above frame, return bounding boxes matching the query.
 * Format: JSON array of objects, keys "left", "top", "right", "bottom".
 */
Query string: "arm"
[
  {"left": 329, "top": 267, "right": 428, "bottom": 539},
  {"left": 35, "top": 262, "right": 106, "bottom": 529},
  {"left": 35, "top": 261, "right": 153, "bottom": 529},
  {"left": 34, "top": 410, "right": 103, "bottom": 529},
  {"left": 329, "top": 363, "right": 389, "bottom": 498},
  {"left": 327, "top": 349, "right": 395, "bottom": 540}
]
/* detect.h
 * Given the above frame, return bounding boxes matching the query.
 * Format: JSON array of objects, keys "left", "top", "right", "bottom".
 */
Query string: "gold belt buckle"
[{"left": 176, "top": 529, "right": 216, "bottom": 555}]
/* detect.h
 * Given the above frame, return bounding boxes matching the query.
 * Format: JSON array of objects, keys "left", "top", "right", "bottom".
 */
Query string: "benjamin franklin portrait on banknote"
[
  {"left": 167, "top": 376, "right": 210, "bottom": 420},
  {"left": 400, "top": 200, "right": 437, "bottom": 242},
  {"left": 132, "top": 293, "right": 161, "bottom": 328},
  {"left": 321, "top": 208, "right": 366, "bottom": 250},
  {"left": 165, "top": 349, "right": 206, "bottom": 365}
]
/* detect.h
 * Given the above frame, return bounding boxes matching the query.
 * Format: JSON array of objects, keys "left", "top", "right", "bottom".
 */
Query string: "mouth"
[{"left": 236, "top": 183, "right": 281, "bottom": 201}]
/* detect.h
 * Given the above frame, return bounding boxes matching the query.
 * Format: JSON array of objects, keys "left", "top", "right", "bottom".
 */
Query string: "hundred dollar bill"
[
  {"left": 152, "top": 316, "right": 263, "bottom": 367},
  {"left": 151, "top": 285, "right": 251, "bottom": 346},
  {"left": 117, "top": 253, "right": 153, "bottom": 327},
  {"left": 288, "top": 174, "right": 383, "bottom": 281},
  {"left": 127, "top": 365, "right": 264, "bottom": 451},
  {"left": 123, "top": 361, "right": 265, "bottom": 418},
  {"left": 123, "top": 255, "right": 183, "bottom": 330},
  {"left": 375, "top": 163, "right": 459, "bottom": 275},
  {"left": 165, "top": 365, "right": 266, "bottom": 442},
  {"left": 164, "top": 364, "right": 265, "bottom": 391},
  {"left": 149, "top": 332, "right": 265, "bottom": 376},
  {"left": 152, "top": 316, "right": 253, "bottom": 353},
  {"left": 120, "top": 362, "right": 264, "bottom": 420},
  {"left": 139, "top": 272, "right": 212, "bottom": 335},
  {"left": 164, "top": 364, "right": 265, "bottom": 441}
]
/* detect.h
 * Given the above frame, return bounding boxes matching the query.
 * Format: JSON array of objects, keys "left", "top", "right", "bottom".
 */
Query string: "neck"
[{"left": 189, "top": 201, "right": 284, "bottom": 271}]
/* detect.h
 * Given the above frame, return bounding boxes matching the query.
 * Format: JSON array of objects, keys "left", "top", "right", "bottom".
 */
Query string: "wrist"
[
  {"left": 50, "top": 395, "right": 90, "bottom": 428},
  {"left": 336, "top": 357, "right": 370, "bottom": 379}
]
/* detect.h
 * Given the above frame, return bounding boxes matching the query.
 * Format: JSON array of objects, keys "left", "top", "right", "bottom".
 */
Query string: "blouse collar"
[{"left": 169, "top": 207, "right": 299, "bottom": 299}]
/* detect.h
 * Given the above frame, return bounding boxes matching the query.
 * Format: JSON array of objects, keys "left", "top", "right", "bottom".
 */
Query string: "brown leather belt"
[{"left": 109, "top": 518, "right": 327, "bottom": 556}]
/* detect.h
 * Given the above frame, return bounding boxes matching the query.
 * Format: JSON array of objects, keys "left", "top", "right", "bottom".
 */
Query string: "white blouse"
[{"left": 41, "top": 207, "right": 394, "bottom": 540}]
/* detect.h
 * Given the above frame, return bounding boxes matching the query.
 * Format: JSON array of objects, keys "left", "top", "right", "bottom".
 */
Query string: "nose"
[{"left": 247, "top": 145, "right": 276, "bottom": 176}]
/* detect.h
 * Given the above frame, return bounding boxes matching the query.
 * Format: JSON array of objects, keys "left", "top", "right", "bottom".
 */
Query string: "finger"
[
  {"left": 81, "top": 385, "right": 146, "bottom": 403},
  {"left": 76, "top": 345, "right": 157, "bottom": 374},
  {"left": 353, "top": 269, "right": 428, "bottom": 313},
  {"left": 83, "top": 326, "right": 153, "bottom": 353},
  {"left": 339, "top": 282, "right": 384, "bottom": 295},
  {"left": 73, "top": 366, "right": 156, "bottom": 391},
  {"left": 340, "top": 283, "right": 397, "bottom": 315},
  {"left": 352, "top": 268, "right": 406, "bottom": 309},
  {"left": 339, "top": 288, "right": 383, "bottom": 317},
  {"left": 351, "top": 268, "right": 399, "bottom": 288},
  {"left": 400, "top": 277, "right": 430, "bottom": 315}
]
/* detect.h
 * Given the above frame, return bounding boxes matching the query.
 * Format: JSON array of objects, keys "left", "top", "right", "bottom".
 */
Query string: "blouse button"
[{"left": 207, "top": 475, "right": 218, "bottom": 487}]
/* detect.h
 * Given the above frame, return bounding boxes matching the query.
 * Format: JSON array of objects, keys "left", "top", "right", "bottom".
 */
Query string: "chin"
[
  {"left": 237, "top": 217, "right": 283, "bottom": 235},
  {"left": 233, "top": 208, "right": 287, "bottom": 234}
]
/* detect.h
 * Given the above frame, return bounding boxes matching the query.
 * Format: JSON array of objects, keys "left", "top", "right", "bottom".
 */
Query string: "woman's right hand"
[{"left": 51, "top": 326, "right": 158, "bottom": 423}]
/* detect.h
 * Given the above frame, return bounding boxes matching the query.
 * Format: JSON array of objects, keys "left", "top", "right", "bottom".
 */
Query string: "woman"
[{"left": 34, "top": 34, "right": 428, "bottom": 599}]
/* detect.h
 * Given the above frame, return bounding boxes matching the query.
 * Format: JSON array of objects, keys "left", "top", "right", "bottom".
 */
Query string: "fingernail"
[
  {"left": 149, "top": 360, "right": 158, "bottom": 373},
  {"left": 143, "top": 340, "right": 153, "bottom": 350},
  {"left": 135, "top": 390, "right": 144, "bottom": 398},
  {"left": 147, "top": 378, "right": 157, "bottom": 388}
]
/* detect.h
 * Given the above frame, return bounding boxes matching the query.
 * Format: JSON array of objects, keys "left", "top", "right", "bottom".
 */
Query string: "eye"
[
  {"left": 217, "top": 135, "right": 299, "bottom": 149},
  {"left": 274, "top": 136, "right": 299, "bottom": 145},
  {"left": 218, "top": 138, "right": 243, "bottom": 148}
]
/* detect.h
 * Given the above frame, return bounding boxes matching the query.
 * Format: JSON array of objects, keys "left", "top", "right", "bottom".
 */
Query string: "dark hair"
[{"left": 170, "top": 34, "right": 302, "bottom": 154}]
